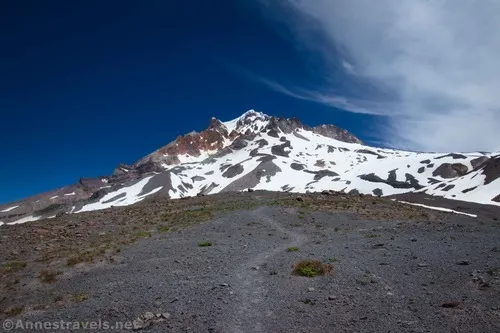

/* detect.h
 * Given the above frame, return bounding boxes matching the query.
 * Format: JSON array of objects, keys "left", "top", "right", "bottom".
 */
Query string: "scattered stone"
[
  {"left": 161, "top": 312, "right": 171, "bottom": 319},
  {"left": 296, "top": 196, "right": 304, "bottom": 202},
  {"left": 308, "top": 287, "right": 315, "bottom": 292},
  {"left": 442, "top": 301, "right": 461, "bottom": 308},
  {"left": 456, "top": 260, "right": 469, "bottom": 266},
  {"left": 251, "top": 266, "right": 259, "bottom": 270},
  {"left": 220, "top": 283, "right": 229, "bottom": 287},
  {"left": 328, "top": 295, "right": 337, "bottom": 300},
  {"left": 417, "top": 263, "right": 428, "bottom": 268},
  {"left": 142, "top": 312, "right": 155, "bottom": 321},
  {"left": 247, "top": 188, "right": 254, "bottom": 192}
]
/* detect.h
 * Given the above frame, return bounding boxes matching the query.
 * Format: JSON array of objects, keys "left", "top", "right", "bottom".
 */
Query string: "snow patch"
[
  {"left": 0, "top": 205, "right": 19, "bottom": 212},
  {"left": 7, "top": 215, "right": 42, "bottom": 225},
  {"left": 396, "top": 200, "right": 477, "bottom": 218}
]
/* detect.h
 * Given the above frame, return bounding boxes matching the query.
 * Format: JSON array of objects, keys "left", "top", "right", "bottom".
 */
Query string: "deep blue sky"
[{"left": 0, "top": 0, "right": 378, "bottom": 204}]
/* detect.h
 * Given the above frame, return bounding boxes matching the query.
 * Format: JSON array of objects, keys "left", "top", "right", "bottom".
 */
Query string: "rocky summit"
[{"left": 1, "top": 109, "right": 499, "bottom": 225}]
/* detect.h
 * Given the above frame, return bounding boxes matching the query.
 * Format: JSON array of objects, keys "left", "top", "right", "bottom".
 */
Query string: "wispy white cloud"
[{"left": 259, "top": 0, "right": 500, "bottom": 152}]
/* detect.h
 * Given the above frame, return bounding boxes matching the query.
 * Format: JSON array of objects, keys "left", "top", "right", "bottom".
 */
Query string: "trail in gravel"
[{"left": 229, "top": 208, "right": 307, "bottom": 332}]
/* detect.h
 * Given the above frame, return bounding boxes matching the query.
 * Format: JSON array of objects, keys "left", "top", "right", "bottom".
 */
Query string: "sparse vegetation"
[
  {"left": 157, "top": 225, "right": 170, "bottom": 233},
  {"left": 133, "top": 231, "right": 152, "bottom": 240},
  {"left": 330, "top": 257, "right": 339, "bottom": 263},
  {"left": 292, "top": 260, "right": 332, "bottom": 277},
  {"left": 198, "top": 241, "right": 212, "bottom": 247},
  {"left": 287, "top": 246, "right": 300, "bottom": 252},
  {"left": 67, "top": 251, "right": 96, "bottom": 266},
  {"left": 2, "top": 261, "right": 26, "bottom": 273},
  {"left": 38, "top": 270, "right": 62, "bottom": 283},
  {"left": 5, "top": 306, "right": 24, "bottom": 317},
  {"left": 72, "top": 293, "right": 88, "bottom": 303}
]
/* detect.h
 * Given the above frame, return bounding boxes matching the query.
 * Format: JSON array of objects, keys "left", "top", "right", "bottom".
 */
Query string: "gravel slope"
[{"left": 4, "top": 203, "right": 500, "bottom": 332}]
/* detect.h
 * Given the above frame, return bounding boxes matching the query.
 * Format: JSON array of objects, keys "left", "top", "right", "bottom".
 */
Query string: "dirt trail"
[{"left": 229, "top": 207, "right": 307, "bottom": 332}]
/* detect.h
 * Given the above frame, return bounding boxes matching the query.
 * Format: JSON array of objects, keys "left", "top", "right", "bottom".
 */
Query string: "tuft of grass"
[
  {"left": 67, "top": 251, "right": 95, "bottom": 266},
  {"left": 157, "top": 225, "right": 170, "bottom": 233},
  {"left": 2, "top": 261, "right": 27, "bottom": 273},
  {"left": 198, "top": 241, "right": 212, "bottom": 247},
  {"left": 292, "top": 260, "right": 332, "bottom": 278},
  {"left": 38, "top": 270, "right": 62, "bottom": 283},
  {"left": 133, "top": 231, "right": 152, "bottom": 240},
  {"left": 5, "top": 306, "right": 24, "bottom": 317},
  {"left": 330, "top": 257, "right": 339, "bottom": 263},
  {"left": 286, "top": 247, "right": 300, "bottom": 252},
  {"left": 72, "top": 293, "right": 88, "bottom": 303}
]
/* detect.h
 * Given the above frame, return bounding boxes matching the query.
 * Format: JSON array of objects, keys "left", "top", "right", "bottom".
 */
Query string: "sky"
[{"left": 0, "top": 0, "right": 497, "bottom": 204}]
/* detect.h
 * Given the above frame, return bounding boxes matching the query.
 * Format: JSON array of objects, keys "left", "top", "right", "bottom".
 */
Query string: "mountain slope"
[{"left": 1, "top": 110, "right": 499, "bottom": 225}]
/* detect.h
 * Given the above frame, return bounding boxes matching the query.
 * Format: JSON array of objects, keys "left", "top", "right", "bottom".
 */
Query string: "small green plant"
[
  {"left": 356, "top": 279, "right": 368, "bottom": 286},
  {"left": 38, "top": 270, "right": 62, "bottom": 283},
  {"left": 157, "top": 225, "right": 170, "bottom": 233},
  {"left": 287, "top": 247, "right": 300, "bottom": 252},
  {"left": 330, "top": 257, "right": 339, "bottom": 263},
  {"left": 5, "top": 306, "right": 24, "bottom": 317},
  {"left": 67, "top": 251, "right": 95, "bottom": 266},
  {"left": 2, "top": 261, "right": 26, "bottom": 273},
  {"left": 134, "top": 231, "right": 152, "bottom": 240},
  {"left": 72, "top": 293, "right": 88, "bottom": 303},
  {"left": 292, "top": 260, "right": 332, "bottom": 278},
  {"left": 198, "top": 241, "right": 212, "bottom": 247}
]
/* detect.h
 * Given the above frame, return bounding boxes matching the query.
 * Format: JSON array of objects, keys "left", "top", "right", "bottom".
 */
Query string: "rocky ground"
[{"left": 1, "top": 191, "right": 499, "bottom": 332}]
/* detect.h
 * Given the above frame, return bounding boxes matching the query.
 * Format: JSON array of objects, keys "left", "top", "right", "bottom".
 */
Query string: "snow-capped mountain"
[{"left": 1, "top": 110, "right": 499, "bottom": 225}]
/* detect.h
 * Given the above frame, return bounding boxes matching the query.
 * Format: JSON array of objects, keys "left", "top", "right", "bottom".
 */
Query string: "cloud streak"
[{"left": 260, "top": 0, "right": 500, "bottom": 152}]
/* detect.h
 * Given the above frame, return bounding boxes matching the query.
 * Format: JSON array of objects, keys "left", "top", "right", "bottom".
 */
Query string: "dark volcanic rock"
[
  {"left": 418, "top": 167, "right": 425, "bottom": 173},
  {"left": 222, "top": 161, "right": 281, "bottom": 191},
  {"left": 435, "top": 153, "right": 467, "bottom": 160},
  {"left": 271, "top": 141, "right": 291, "bottom": 157},
  {"left": 471, "top": 156, "right": 490, "bottom": 170},
  {"left": 102, "top": 193, "right": 126, "bottom": 204},
  {"left": 427, "top": 178, "right": 441, "bottom": 185},
  {"left": 313, "top": 170, "right": 339, "bottom": 181},
  {"left": 481, "top": 155, "right": 500, "bottom": 185},
  {"left": 229, "top": 138, "right": 248, "bottom": 150},
  {"left": 432, "top": 163, "right": 468, "bottom": 179},
  {"left": 442, "top": 185, "right": 456, "bottom": 191},
  {"left": 88, "top": 189, "right": 109, "bottom": 201},
  {"left": 355, "top": 149, "right": 385, "bottom": 159},
  {"left": 191, "top": 176, "right": 206, "bottom": 182},
  {"left": 373, "top": 188, "right": 383, "bottom": 196},
  {"left": 222, "top": 164, "right": 244, "bottom": 178},
  {"left": 290, "top": 163, "right": 305, "bottom": 171},
  {"left": 314, "top": 160, "right": 325, "bottom": 167},
  {"left": 359, "top": 172, "right": 421, "bottom": 189},
  {"left": 493, "top": 194, "right": 500, "bottom": 202},
  {"left": 420, "top": 159, "right": 431, "bottom": 164},
  {"left": 462, "top": 186, "right": 477, "bottom": 194},
  {"left": 198, "top": 182, "right": 219, "bottom": 195},
  {"left": 313, "top": 124, "right": 362, "bottom": 144}
]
